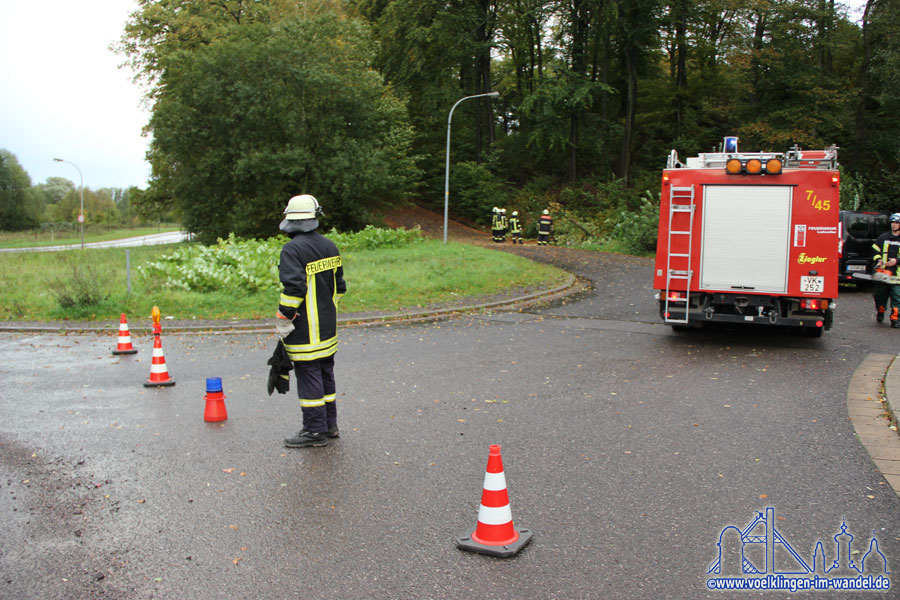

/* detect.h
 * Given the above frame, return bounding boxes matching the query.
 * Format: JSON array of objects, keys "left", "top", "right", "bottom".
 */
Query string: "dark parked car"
[{"left": 839, "top": 210, "right": 890, "bottom": 285}]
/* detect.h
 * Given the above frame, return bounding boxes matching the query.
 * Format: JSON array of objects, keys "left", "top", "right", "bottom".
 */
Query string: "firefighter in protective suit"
[
  {"left": 509, "top": 211, "right": 523, "bottom": 244},
  {"left": 276, "top": 194, "right": 347, "bottom": 447},
  {"left": 491, "top": 207, "right": 503, "bottom": 242},
  {"left": 537, "top": 209, "right": 553, "bottom": 245},
  {"left": 872, "top": 212, "right": 900, "bottom": 328}
]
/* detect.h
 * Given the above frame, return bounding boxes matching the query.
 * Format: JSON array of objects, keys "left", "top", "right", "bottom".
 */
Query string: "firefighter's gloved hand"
[
  {"left": 266, "top": 339, "right": 292, "bottom": 395},
  {"left": 275, "top": 310, "right": 295, "bottom": 337},
  {"left": 267, "top": 367, "right": 290, "bottom": 395},
  {"left": 267, "top": 366, "right": 278, "bottom": 395}
]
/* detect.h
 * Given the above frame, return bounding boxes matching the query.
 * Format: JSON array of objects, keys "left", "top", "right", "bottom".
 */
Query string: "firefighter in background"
[
  {"left": 491, "top": 207, "right": 503, "bottom": 242},
  {"left": 872, "top": 213, "right": 900, "bottom": 328},
  {"left": 509, "top": 211, "right": 524, "bottom": 244},
  {"left": 276, "top": 194, "right": 347, "bottom": 447},
  {"left": 537, "top": 208, "right": 553, "bottom": 246},
  {"left": 499, "top": 208, "right": 509, "bottom": 242}
]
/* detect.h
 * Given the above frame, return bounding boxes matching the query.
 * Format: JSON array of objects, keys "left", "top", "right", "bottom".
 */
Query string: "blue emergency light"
[{"left": 724, "top": 136, "right": 739, "bottom": 153}]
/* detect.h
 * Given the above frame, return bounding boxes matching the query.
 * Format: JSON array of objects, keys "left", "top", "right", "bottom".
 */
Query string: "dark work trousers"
[{"left": 293, "top": 355, "right": 337, "bottom": 433}]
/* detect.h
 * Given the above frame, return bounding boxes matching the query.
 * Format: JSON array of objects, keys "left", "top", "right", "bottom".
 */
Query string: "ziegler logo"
[{"left": 798, "top": 253, "right": 827, "bottom": 265}]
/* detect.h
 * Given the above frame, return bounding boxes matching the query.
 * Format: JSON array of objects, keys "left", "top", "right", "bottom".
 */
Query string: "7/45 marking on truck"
[
  {"left": 800, "top": 276, "right": 825, "bottom": 293},
  {"left": 806, "top": 189, "right": 831, "bottom": 211}
]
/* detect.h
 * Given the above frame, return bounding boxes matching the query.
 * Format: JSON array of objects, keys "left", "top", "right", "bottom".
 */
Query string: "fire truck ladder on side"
[{"left": 664, "top": 185, "right": 695, "bottom": 324}]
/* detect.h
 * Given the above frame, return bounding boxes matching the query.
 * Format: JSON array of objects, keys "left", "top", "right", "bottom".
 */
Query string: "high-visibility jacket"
[
  {"left": 538, "top": 214, "right": 553, "bottom": 235},
  {"left": 509, "top": 216, "right": 522, "bottom": 234},
  {"left": 500, "top": 214, "right": 508, "bottom": 230},
  {"left": 278, "top": 231, "right": 346, "bottom": 361},
  {"left": 492, "top": 213, "right": 502, "bottom": 230},
  {"left": 872, "top": 232, "right": 900, "bottom": 277}
]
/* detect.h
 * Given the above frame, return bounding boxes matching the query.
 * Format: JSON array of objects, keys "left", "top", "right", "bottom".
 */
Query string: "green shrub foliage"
[{"left": 139, "top": 227, "right": 423, "bottom": 292}]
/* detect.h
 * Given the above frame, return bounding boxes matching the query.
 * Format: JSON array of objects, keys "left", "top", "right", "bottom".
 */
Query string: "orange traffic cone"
[
  {"left": 144, "top": 334, "right": 175, "bottom": 387},
  {"left": 457, "top": 444, "right": 533, "bottom": 557},
  {"left": 112, "top": 313, "right": 137, "bottom": 355},
  {"left": 203, "top": 377, "right": 227, "bottom": 422}
]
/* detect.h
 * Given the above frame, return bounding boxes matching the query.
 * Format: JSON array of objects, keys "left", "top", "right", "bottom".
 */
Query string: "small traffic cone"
[
  {"left": 112, "top": 313, "right": 137, "bottom": 355},
  {"left": 457, "top": 444, "right": 533, "bottom": 557},
  {"left": 203, "top": 377, "right": 227, "bottom": 422},
  {"left": 144, "top": 334, "right": 175, "bottom": 387}
]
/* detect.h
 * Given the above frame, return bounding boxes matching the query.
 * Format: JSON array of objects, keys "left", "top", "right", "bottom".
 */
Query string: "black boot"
[
  {"left": 326, "top": 424, "right": 340, "bottom": 438},
  {"left": 284, "top": 430, "right": 328, "bottom": 448}
]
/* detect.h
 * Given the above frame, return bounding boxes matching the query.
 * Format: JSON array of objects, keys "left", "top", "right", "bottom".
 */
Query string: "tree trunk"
[
  {"left": 674, "top": 0, "right": 688, "bottom": 134},
  {"left": 855, "top": 1, "right": 875, "bottom": 159},
  {"left": 620, "top": 43, "right": 638, "bottom": 187},
  {"left": 473, "top": 0, "right": 496, "bottom": 161},
  {"left": 749, "top": 9, "right": 768, "bottom": 107},
  {"left": 568, "top": 0, "right": 589, "bottom": 181}
]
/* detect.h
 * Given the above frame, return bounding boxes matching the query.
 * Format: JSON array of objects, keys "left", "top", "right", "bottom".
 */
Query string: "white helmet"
[
  {"left": 543, "top": 209, "right": 549, "bottom": 215},
  {"left": 501, "top": 208, "right": 506, "bottom": 213},
  {"left": 493, "top": 207, "right": 499, "bottom": 213},
  {"left": 512, "top": 211, "right": 518, "bottom": 216},
  {"left": 284, "top": 194, "right": 321, "bottom": 220}
]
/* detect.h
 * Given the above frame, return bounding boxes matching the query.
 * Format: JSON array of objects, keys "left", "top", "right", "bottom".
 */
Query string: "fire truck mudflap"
[{"left": 653, "top": 137, "right": 840, "bottom": 336}]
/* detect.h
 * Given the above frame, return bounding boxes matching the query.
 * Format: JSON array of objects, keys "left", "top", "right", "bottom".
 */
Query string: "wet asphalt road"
[{"left": 2, "top": 247, "right": 900, "bottom": 599}]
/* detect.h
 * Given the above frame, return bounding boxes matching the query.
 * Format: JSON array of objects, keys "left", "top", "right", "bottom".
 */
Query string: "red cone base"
[
  {"left": 112, "top": 313, "right": 137, "bottom": 355},
  {"left": 204, "top": 391, "right": 228, "bottom": 422},
  {"left": 144, "top": 335, "right": 175, "bottom": 387},
  {"left": 457, "top": 445, "right": 533, "bottom": 557}
]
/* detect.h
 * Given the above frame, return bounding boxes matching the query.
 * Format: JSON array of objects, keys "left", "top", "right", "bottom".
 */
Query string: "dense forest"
[{"left": 3, "top": 0, "right": 898, "bottom": 246}]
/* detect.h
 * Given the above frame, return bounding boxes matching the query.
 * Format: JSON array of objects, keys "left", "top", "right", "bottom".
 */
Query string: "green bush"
[
  {"left": 449, "top": 161, "right": 512, "bottom": 225},
  {"left": 606, "top": 191, "right": 659, "bottom": 253},
  {"left": 139, "top": 227, "right": 425, "bottom": 292},
  {"left": 328, "top": 225, "right": 424, "bottom": 251},
  {"left": 50, "top": 258, "right": 110, "bottom": 310}
]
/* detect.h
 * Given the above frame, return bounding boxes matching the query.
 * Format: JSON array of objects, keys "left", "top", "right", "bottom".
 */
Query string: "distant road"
[{"left": 0, "top": 231, "right": 191, "bottom": 253}]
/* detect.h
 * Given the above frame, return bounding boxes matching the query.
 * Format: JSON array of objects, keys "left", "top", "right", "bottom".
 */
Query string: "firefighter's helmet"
[
  {"left": 501, "top": 208, "right": 506, "bottom": 214},
  {"left": 542, "top": 209, "right": 549, "bottom": 215},
  {"left": 512, "top": 211, "right": 518, "bottom": 217},
  {"left": 493, "top": 207, "right": 499, "bottom": 213},
  {"left": 280, "top": 194, "right": 321, "bottom": 234},
  {"left": 284, "top": 194, "right": 321, "bottom": 220},
  {"left": 890, "top": 213, "right": 900, "bottom": 223}
]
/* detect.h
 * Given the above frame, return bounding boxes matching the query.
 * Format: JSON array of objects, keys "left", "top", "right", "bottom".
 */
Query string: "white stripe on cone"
[
  {"left": 477, "top": 504, "right": 514, "bottom": 526},
  {"left": 482, "top": 471, "right": 507, "bottom": 491}
]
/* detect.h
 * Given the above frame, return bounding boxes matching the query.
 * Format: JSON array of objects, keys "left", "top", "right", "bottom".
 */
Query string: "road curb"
[
  {"left": 0, "top": 273, "right": 578, "bottom": 335},
  {"left": 847, "top": 352, "right": 900, "bottom": 498}
]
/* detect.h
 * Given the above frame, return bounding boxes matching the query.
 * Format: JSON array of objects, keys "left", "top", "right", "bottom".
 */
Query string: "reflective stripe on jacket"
[
  {"left": 538, "top": 215, "right": 553, "bottom": 234},
  {"left": 872, "top": 233, "right": 900, "bottom": 275},
  {"left": 278, "top": 231, "right": 346, "bottom": 361}
]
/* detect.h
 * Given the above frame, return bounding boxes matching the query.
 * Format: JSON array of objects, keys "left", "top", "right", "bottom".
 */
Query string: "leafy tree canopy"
[
  {"left": 141, "top": 10, "right": 419, "bottom": 241},
  {"left": 0, "top": 149, "right": 43, "bottom": 231}
]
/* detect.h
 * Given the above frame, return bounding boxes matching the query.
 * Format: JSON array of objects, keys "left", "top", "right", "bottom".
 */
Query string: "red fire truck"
[{"left": 653, "top": 137, "right": 840, "bottom": 336}]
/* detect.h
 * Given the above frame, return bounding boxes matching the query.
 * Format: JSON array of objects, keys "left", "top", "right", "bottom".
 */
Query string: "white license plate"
[
  {"left": 800, "top": 276, "right": 825, "bottom": 293},
  {"left": 847, "top": 265, "right": 866, "bottom": 272}
]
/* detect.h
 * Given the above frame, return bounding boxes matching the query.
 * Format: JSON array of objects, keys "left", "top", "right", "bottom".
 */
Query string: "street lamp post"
[
  {"left": 53, "top": 158, "right": 85, "bottom": 249},
  {"left": 443, "top": 91, "right": 500, "bottom": 244}
]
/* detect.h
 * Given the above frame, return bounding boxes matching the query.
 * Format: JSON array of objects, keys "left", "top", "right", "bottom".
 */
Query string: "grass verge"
[{"left": 0, "top": 239, "right": 569, "bottom": 322}]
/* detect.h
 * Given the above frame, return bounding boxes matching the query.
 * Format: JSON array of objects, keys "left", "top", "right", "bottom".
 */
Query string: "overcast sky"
[
  {"left": 0, "top": 0, "right": 870, "bottom": 192},
  {"left": 0, "top": 0, "right": 150, "bottom": 190}
]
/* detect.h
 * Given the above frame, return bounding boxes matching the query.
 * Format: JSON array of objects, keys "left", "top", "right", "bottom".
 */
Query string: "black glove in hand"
[{"left": 266, "top": 340, "right": 293, "bottom": 395}]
